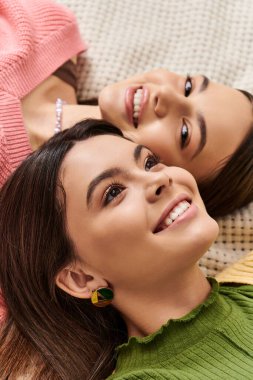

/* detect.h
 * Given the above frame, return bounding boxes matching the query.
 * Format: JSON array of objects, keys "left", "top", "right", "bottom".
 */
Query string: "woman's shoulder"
[
  {"left": 219, "top": 283, "right": 253, "bottom": 303},
  {"left": 217, "top": 252, "right": 253, "bottom": 311}
]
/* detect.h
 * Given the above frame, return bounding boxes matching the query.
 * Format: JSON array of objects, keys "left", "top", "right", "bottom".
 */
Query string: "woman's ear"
[{"left": 56, "top": 264, "right": 108, "bottom": 299}]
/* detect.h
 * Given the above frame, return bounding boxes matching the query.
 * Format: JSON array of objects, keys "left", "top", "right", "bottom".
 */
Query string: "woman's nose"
[
  {"left": 145, "top": 171, "right": 172, "bottom": 203},
  {"left": 154, "top": 85, "right": 187, "bottom": 118}
]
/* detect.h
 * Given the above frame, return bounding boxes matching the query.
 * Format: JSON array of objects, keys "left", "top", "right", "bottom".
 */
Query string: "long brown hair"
[
  {"left": 199, "top": 124, "right": 253, "bottom": 217},
  {"left": 0, "top": 119, "right": 127, "bottom": 379}
]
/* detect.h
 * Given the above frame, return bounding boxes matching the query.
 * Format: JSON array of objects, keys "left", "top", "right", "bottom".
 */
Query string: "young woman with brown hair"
[{"left": 0, "top": 119, "right": 252, "bottom": 379}]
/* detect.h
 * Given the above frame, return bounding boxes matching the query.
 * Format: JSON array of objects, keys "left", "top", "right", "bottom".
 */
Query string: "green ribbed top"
[{"left": 108, "top": 279, "right": 253, "bottom": 379}]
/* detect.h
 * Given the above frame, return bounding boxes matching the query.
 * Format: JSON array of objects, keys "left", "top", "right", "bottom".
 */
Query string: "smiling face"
[
  {"left": 60, "top": 135, "right": 218, "bottom": 292},
  {"left": 99, "top": 69, "right": 253, "bottom": 180}
]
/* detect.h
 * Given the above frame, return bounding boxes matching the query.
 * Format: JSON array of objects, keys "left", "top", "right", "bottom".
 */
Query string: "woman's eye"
[
  {"left": 184, "top": 75, "right": 192, "bottom": 97},
  {"left": 181, "top": 121, "right": 189, "bottom": 149},
  {"left": 104, "top": 185, "right": 124, "bottom": 205},
  {"left": 145, "top": 154, "right": 160, "bottom": 171}
]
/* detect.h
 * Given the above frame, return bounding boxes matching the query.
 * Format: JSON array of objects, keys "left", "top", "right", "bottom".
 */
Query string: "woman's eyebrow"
[
  {"left": 189, "top": 76, "right": 209, "bottom": 159},
  {"left": 134, "top": 144, "right": 148, "bottom": 162},
  {"left": 191, "top": 112, "right": 207, "bottom": 160},
  {"left": 86, "top": 167, "right": 123, "bottom": 207},
  {"left": 86, "top": 144, "right": 145, "bottom": 207},
  {"left": 237, "top": 89, "right": 253, "bottom": 112},
  {"left": 199, "top": 76, "right": 210, "bottom": 93}
]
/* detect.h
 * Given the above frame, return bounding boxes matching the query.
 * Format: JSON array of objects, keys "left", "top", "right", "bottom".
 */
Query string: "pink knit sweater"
[{"left": 0, "top": 0, "right": 86, "bottom": 187}]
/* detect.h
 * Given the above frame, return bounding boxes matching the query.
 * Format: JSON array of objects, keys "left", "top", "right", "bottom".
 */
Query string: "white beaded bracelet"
[{"left": 55, "top": 98, "right": 66, "bottom": 134}]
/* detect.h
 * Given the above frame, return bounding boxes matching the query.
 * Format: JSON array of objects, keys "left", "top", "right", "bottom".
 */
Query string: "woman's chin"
[{"left": 196, "top": 216, "right": 219, "bottom": 254}]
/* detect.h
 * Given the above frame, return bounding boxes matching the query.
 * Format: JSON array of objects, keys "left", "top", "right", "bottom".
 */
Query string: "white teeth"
[
  {"left": 164, "top": 217, "right": 173, "bottom": 226},
  {"left": 133, "top": 88, "right": 143, "bottom": 122},
  {"left": 174, "top": 206, "right": 182, "bottom": 214},
  {"left": 162, "top": 201, "right": 191, "bottom": 229},
  {"left": 170, "top": 211, "right": 178, "bottom": 221},
  {"left": 168, "top": 201, "right": 190, "bottom": 221},
  {"left": 181, "top": 201, "right": 190, "bottom": 210}
]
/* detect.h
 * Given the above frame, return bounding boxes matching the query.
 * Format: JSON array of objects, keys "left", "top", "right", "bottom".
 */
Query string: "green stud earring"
[{"left": 91, "top": 287, "right": 114, "bottom": 307}]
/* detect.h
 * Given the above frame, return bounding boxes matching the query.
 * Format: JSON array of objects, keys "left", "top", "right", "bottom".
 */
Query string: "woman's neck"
[
  {"left": 115, "top": 266, "right": 211, "bottom": 338},
  {"left": 21, "top": 75, "right": 101, "bottom": 150}
]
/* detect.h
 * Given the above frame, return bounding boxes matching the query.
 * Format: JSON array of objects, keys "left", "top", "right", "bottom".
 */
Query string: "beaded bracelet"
[{"left": 55, "top": 98, "right": 66, "bottom": 134}]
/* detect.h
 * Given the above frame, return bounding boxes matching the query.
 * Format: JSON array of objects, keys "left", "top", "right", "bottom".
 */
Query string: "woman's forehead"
[{"left": 60, "top": 135, "right": 136, "bottom": 184}]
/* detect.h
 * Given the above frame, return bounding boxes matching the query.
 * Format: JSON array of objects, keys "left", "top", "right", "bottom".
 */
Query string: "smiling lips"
[
  {"left": 154, "top": 199, "right": 191, "bottom": 233},
  {"left": 133, "top": 88, "right": 143, "bottom": 127},
  {"left": 125, "top": 86, "right": 148, "bottom": 127}
]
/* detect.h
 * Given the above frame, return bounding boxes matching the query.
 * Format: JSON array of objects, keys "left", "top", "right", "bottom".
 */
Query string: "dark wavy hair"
[
  {"left": 0, "top": 119, "right": 127, "bottom": 379},
  {"left": 198, "top": 124, "right": 253, "bottom": 217}
]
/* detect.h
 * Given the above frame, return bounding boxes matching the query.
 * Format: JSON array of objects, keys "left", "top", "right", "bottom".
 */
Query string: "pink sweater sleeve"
[
  {"left": 0, "top": 0, "right": 86, "bottom": 187},
  {"left": 0, "top": 0, "right": 87, "bottom": 321},
  {"left": 0, "top": 93, "right": 32, "bottom": 187}
]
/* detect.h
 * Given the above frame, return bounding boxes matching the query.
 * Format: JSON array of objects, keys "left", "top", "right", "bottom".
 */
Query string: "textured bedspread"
[
  {"left": 58, "top": 0, "right": 253, "bottom": 99},
  {"left": 57, "top": 0, "right": 253, "bottom": 275}
]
